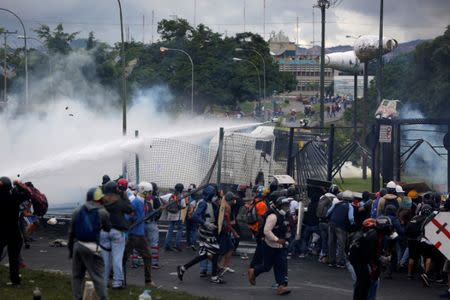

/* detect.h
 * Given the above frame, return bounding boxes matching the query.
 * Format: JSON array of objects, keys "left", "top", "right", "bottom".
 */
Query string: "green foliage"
[
  {"left": 35, "top": 24, "right": 79, "bottom": 55},
  {"left": 86, "top": 31, "right": 96, "bottom": 50}
]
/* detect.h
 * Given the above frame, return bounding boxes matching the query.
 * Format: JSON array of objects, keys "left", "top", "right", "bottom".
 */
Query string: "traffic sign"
[{"left": 379, "top": 125, "right": 392, "bottom": 143}]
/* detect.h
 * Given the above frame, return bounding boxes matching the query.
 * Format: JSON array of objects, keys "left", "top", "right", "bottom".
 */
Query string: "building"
[{"left": 270, "top": 39, "right": 334, "bottom": 97}]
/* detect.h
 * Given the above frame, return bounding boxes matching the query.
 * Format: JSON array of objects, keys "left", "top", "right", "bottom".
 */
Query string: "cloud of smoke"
[{"left": 0, "top": 49, "right": 258, "bottom": 208}]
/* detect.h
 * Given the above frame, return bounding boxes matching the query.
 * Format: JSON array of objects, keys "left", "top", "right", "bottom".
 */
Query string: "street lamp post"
[
  {"left": 233, "top": 57, "right": 262, "bottom": 101},
  {"left": 17, "top": 35, "right": 53, "bottom": 99},
  {"left": 235, "top": 47, "right": 266, "bottom": 100},
  {"left": 377, "top": 0, "right": 384, "bottom": 104},
  {"left": 0, "top": 8, "right": 28, "bottom": 105},
  {"left": 117, "top": 0, "right": 127, "bottom": 138},
  {"left": 160, "top": 47, "right": 194, "bottom": 114}
]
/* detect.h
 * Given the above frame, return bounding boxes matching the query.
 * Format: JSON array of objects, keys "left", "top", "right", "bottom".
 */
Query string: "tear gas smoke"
[
  {"left": 399, "top": 105, "right": 447, "bottom": 189},
  {"left": 0, "top": 49, "right": 259, "bottom": 209}
]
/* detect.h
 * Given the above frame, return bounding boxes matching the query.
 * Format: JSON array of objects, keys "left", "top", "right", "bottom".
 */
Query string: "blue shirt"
[
  {"left": 129, "top": 196, "right": 145, "bottom": 236},
  {"left": 371, "top": 198, "right": 380, "bottom": 218}
]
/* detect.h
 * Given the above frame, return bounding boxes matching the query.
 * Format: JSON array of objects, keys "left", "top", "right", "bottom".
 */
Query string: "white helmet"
[
  {"left": 395, "top": 185, "right": 404, "bottom": 194},
  {"left": 138, "top": 181, "right": 153, "bottom": 194},
  {"left": 386, "top": 181, "right": 396, "bottom": 189}
]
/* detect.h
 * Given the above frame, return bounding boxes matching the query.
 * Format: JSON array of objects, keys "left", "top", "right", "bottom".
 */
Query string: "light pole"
[
  {"left": 0, "top": 8, "right": 28, "bottom": 105},
  {"left": 233, "top": 57, "right": 262, "bottom": 101},
  {"left": 160, "top": 46, "right": 194, "bottom": 114},
  {"left": 116, "top": 0, "right": 127, "bottom": 138},
  {"left": 377, "top": 0, "right": 384, "bottom": 104},
  {"left": 18, "top": 35, "right": 53, "bottom": 100},
  {"left": 235, "top": 47, "right": 266, "bottom": 100}
]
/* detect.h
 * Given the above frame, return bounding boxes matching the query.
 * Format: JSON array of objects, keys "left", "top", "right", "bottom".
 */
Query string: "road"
[{"left": 15, "top": 232, "right": 445, "bottom": 300}]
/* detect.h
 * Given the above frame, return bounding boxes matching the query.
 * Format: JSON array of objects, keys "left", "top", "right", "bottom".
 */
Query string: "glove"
[{"left": 204, "top": 222, "right": 217, "bottom": 231}]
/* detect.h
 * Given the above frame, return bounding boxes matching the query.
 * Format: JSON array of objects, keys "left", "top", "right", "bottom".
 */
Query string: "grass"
[
  {"left": 0, "top": 266, "right": 212, "bottom": 300},
  {"left": 333, "top": 177, "right": 375, "bottom": 192}
]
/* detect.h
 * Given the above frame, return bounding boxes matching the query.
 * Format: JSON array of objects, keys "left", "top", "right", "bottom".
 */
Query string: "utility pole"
[
  {"left": 194, "top": 0, "right": 197, "bottom": 27},
  {"left": 377, "top": 0, "right": 384, "bottom": 104},
  {"left": 263, "top": 0, "right": 266, "bottom": 40},
  {"left": 142, "top": 14, "right": 145, "bottom": 44},
  {"left": 2, "top": 30, "right": 17, "bottom": 102},
  {"left": 312, "top": 7, "right": 315, "bottom": 46},
  {"left": 296, "top": 15, "right": 299, "bottom": 45},
  {"left": 151, "top": 10, "right": 155, "bottom": 44},
  {"left": 243, "top": 0, "right": 246, "bottom": 32},
  {"left": 316, "top": 0, "right": 331, "bottom": 128}
]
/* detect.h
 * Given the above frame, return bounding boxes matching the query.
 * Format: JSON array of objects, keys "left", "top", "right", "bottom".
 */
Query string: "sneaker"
[
  {"left": 421, "top": 273, "right": 430, "bottom": 287},
  {"left": 225, "top": 267, "right": 235, "bottom": 273},
  {"left": 336, "top": 264, "right": 346, "bottom": 269},
  {"left": 145, "top": 281, "right": 158, "bottom": 289},
  {"left": 152, "top": 265, "right": 161, "bottom": 270},
  {"left": 177, "top": 266, "right": 185, "bottom": 281},
  {"left": 248, "top": 268, "right": 256, "bottom": 285},
  {"left": 210, "top": 276, "right": 226, "bottom": 284},
  {"left": 298, "top": 253, "right": 306, "bottom": 259},
  {"left": 241, "top": 254, "right": 249, "bottom": 260},
  {"left": 440, "top": 290, "right": 450, "bottom": 298},
  {"left": 328, "top": 263, "right": 336, "bottom": 268},
  {"left": 276, "top": 285, "right": 291, "bottom": 295}
]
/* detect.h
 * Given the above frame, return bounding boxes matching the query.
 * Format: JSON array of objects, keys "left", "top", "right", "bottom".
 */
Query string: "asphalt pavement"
[{"left": 14, "top": 232, "right": 446, "bottom": 300}]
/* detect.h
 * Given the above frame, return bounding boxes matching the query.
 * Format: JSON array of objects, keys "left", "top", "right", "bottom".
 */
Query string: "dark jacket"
[
  {"left": 303, "top": 199, "right": 319, "bottom": 226},
  {"left": 0, "top": 186, "right": 29, "bottom": 239},
  {"left": 102, "top": 193, "right": 133, "bottom": 231}
]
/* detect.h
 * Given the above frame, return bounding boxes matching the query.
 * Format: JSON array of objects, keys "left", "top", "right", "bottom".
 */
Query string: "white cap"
[
  {"left": 396, "top": 185, "right": 404, "bottom": 193},
  {"left": 386, "top": 181, "right": 396, "bottom": 189},
  {"left": 342, "top": 190, "right": 354, "bottom": 201}
]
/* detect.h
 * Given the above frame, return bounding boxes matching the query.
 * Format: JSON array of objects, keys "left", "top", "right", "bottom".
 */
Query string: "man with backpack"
[
  {"left": 185, "top": 184, "right": 198, "bottom": 251},
  {"left": 376, "top": 181, "right": 400, "bottom": 217},
  {"left": 248, "top": 197, "right": 291, "bottom": 295},
  {"left": 316, "top": 185, "right": 340, "bottom": 263},
  {"left": 327, "top": 190, "right": 355, "bottom": 268},
  {"left": 123, "top": 181, "right": 155, "bottom": 288},
  {"left": 68, "top": 187, "right": 111, "bottom": 300},
  {"left": 100, "top": 180, "right": 133, "bottom": 289},
  {"left": 163, "top": 183, "right": 186, "bottom": 252}
]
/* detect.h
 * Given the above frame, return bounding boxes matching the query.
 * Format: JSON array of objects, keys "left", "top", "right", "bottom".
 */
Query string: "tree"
[
  {"left": 86, "top": 31, "right": 96, "bottom": 50},
  {"left": 35, "top": 24, "right": 79, "bottom": 55}
]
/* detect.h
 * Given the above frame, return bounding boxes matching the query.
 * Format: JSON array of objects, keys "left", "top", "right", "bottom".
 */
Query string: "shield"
[{"left": 425, "top": 212, "right": 450, "bottom": 260}]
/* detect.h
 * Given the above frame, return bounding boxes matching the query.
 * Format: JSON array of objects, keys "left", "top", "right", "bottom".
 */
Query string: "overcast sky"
[{"left": 1, "top": 0, "right": 449, "bottom": 48}]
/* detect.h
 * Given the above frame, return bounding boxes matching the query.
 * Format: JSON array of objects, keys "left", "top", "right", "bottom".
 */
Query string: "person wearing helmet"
[
  {"left": 122, "top": 181, "right": 156, "bottom": 288},
  {"left": 177, "top": 185, "right": 224, "bottom": 284},
  {"left": 326, "top": 190, "right": 355, "bottom": 268},
  {"left": 162, "top": 183, "right": 187, "bottom": 252},
  {"left": 248, "top": 197, "right": 291, "bottom": 295},
  {"left": 144, "top": 182, "right": 163, "bottom": 269},
  {"left": 69, "top": 187, "right": 111, "bottom": 300},
  {"left": 376, "top": 181, "right": 400, "bottom": 217},
  {"left": 99, "top": 180, "right": 133, "bottom": 289},
  {"left": 0, "top": 177, "right": 31, "bottom": 286},
  {"left": 247, "top": 186, "right": 269, "bottom": 270}
]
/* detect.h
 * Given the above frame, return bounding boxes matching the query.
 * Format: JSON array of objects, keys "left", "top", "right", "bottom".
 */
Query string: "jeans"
[
  {"left": 185, "top": 219, "right": 198, "bottom": 247},
  {"left": 200, "top": 259, "right": 213, "bottom": 274},
  {"left": 123, "top": 235, "right": 152, "bottom": 284},
  {"left": 72, "top": 242, "right": 107, "bottom": 300},
  {"left": 164, "top": 220, "right": 184, "bottom": 249},
  {"left": 300, "top": 224, "right": 320, "bottom": 255},
  {"left": 145, "top": 221, "right": 160, "bottom": 266},
  {"left": 328, "top": 223, "right": 348, "bottom": 265},
  {"left": 254, "top": 242, "right": 288, "bottom": 286},
  {"left": 100, "top": 229, "right": 126, "bottom": 287},
  {"left": 319, "top": 222, "right": 329, "bottom": 257}
]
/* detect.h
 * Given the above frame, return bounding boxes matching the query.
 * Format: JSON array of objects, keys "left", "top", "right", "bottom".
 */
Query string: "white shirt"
[{"left": 264, "top": 214, "right": 283, "bottom": 249}]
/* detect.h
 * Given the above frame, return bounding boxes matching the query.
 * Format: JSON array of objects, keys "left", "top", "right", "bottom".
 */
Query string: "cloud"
[{"left": 1, "top": 0, "right": 448, "bottom": 47}]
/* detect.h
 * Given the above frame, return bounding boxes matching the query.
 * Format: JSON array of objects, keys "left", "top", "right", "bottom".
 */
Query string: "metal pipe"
[{"left": 377, "top": 0, "right": 384, "bottom": 104}]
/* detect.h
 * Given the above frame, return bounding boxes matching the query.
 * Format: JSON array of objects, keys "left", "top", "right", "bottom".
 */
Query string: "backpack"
[
  {"left": 166, "top": 194, "right": 182, "bottom": 214},
  {"left": 29, "top": 186, "right": 48, "bottom": 217},
  {"left": 405, "top": 215, "right": 427, "bottom": 239},
  {"left": 245, "top": 201, "right": 259, "bottom": 225},
  {"left": 74, "top": 206, "right": 101, "bottom": 243},
  {"left": 316, "top": 195, "right": 333, "bottom": 219}
]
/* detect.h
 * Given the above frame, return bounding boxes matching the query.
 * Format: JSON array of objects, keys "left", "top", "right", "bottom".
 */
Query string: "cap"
[
  {"left": 395, "top": 185, "right": 404, "bottom": 194},
  {"left": 386, "top": 181, "right": 396, "bottom": 189}
]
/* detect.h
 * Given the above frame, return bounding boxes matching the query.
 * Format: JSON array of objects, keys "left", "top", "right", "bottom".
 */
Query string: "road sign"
[
  {"left": 425, "top": 212, "right": 450, "bottom": 260},
  {"left": 379, "top": 125, "right": 392, "bottom": 143}
]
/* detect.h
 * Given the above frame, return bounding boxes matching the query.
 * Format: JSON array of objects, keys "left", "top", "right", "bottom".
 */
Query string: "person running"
[
  {"left": 246, "top": 186, "right": 268, "bottom": 269},
  {"left": 100, "top": 180, "right": 133, "bottom": 289},
  {"left": 123, "top": 182, "right": 156, "bottom": 288},
  {"left": 248, "top": 197, "right": 291, "bottom": 295},
  {"left": 218, "top": 192, "right": 240, "bottom": 274},
  {"left": 176, "top": 185, "right": 225, "bottom": 284},
  {"left": 68, "top": 187, "right": 111, "bottom": 300}
]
